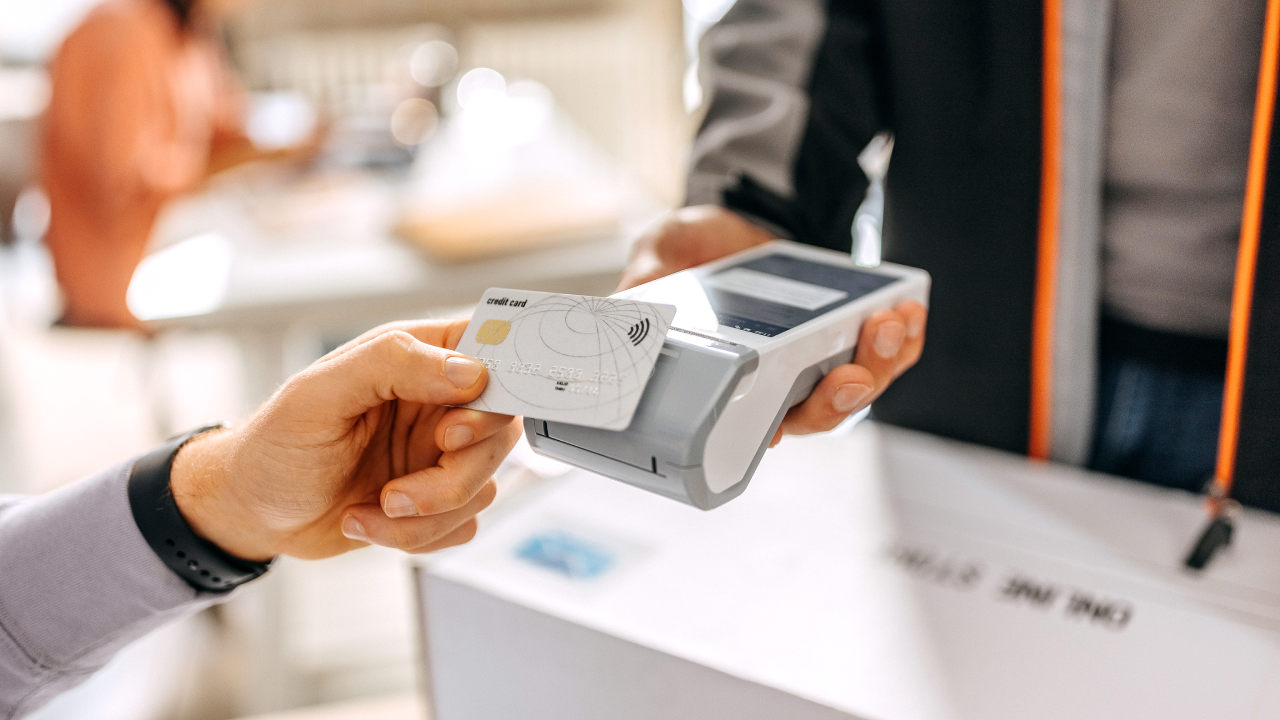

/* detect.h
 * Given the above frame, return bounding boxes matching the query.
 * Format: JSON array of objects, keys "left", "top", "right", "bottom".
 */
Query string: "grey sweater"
[
  {"left": 0, "top": 460, "right": 221, "bottom": 719},
  {"left": 1103, "top": 0, "right": 1265, "bottom": 338}
]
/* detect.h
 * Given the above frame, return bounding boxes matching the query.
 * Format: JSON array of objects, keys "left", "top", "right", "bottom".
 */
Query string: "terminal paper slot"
[{"left": 536, "top": 420, "right": 661, "bottom": 476}]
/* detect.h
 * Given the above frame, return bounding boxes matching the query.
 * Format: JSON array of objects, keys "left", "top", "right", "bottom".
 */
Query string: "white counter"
[{"left": 418, "top": 423, "right": 1280, "bottom": 720}]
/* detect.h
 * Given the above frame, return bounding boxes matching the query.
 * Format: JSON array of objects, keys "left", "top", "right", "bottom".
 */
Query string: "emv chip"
[{"left": 475, "top": 319, "right": 511, "bottom": 345}]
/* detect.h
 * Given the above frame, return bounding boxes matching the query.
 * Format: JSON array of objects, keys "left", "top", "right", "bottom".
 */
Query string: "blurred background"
[{"left": 0, "top": 0, "right": 735, "bottom": 717}]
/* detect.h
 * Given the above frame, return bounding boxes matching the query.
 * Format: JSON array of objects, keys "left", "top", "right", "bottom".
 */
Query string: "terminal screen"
[{"left": 699, "top": 254, "right": 894, "bottom": 337}]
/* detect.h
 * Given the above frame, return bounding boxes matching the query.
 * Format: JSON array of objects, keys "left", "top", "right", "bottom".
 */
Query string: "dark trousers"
[{"left": 1086, "top": 316, "right": 1227, "bottom": 494}]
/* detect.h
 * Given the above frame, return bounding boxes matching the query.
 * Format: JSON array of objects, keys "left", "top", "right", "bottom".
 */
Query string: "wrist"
[{"left": 170, "top": 427, "right": 277, "bottom": 563}]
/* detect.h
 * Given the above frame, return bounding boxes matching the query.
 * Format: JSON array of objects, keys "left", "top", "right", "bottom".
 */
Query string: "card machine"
[{"left": 524, "top": 240, "right": 931, "bottom": 509}]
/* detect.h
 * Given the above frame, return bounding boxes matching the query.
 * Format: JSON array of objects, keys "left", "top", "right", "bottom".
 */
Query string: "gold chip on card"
[{"left": 475, "top": 319, "right": 512, "bottom": 345}]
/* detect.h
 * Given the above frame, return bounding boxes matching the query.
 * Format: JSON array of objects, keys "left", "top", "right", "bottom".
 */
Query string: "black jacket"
[{"left": 687, "top": 0, "right": 1280, "bottom": 510}]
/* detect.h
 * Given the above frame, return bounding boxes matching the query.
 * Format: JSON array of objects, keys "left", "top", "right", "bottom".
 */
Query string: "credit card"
[{"left": 455, "top": 288, "right": 676, "bottom": 430}]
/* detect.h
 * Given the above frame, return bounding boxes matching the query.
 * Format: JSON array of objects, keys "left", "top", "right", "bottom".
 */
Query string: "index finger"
[
  {"left": 291, "top": 329, "right": 488, "bottom": 422},
  {"left": 320, "top": 317, "right": 471, "bottom": 363}
]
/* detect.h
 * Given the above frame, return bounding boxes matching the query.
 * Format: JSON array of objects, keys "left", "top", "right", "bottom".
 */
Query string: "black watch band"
[{"left": 128, "top": 425, "right": 273, "bottom": 592}]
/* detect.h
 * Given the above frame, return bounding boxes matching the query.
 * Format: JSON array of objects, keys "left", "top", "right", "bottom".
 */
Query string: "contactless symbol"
[
  {"left": 627, "top": 318, "right": 650, "bottom": 346},
  {"left": 476, "top": 319, "right": 511, "bottom": 345}
]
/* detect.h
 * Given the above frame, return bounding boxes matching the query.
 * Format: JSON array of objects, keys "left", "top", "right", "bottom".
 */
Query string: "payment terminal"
[{"left": 524, "top": 240, "right": 931, "bottom": 509}]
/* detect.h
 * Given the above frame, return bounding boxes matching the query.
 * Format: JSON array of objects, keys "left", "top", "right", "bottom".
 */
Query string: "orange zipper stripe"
[
  {"left": 1214, "top": 0, "right": 1280, "bottom": 503},
  {"left": 1031, "top": 0, "right": 1063, "bottom": 461}
]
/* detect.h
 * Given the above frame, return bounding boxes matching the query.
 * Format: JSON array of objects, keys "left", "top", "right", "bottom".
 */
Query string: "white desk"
[{"left": 418, "top": 423, "right": 1280, "bottom": 720}]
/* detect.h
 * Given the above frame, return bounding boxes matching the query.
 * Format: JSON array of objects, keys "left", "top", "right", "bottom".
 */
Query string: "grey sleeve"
[
  {"left": 0, "top": 460, "right": 226, "bottom": 719},
  {"left": 685, "top": 0, "right": 829, "bottom": 208}
]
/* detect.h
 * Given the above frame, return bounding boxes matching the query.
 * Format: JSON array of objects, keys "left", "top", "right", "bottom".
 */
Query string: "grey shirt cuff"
[
  {"left": 686, "top": 172, "right": 796, "bottom": 242},
  {"left": 0, "top": 458, "right": 227, "bottom": 717},
  {"left": 686, "top": 171, "right": 735, "bottom": 209}
]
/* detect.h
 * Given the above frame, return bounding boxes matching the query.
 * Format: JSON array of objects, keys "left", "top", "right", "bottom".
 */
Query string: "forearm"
[
  {"left": 205, "top": 134, "right": 308, "bottom": 178},
  {"left": 691, "top": 0, "right": 892, "bottom": 252},
  {"left": 0, "top": 317, "right": 510, "bottom": 717},
  {"left": 687, "top": 0, "right": 828, "bottom": 208},
  {"left": 0, "top": 461, "right": 223, "bottom": 719}
]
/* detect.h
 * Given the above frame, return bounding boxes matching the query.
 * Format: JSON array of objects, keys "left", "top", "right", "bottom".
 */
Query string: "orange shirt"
[{"left": 41, "top": 0, "right": 243, "bottom": 328}]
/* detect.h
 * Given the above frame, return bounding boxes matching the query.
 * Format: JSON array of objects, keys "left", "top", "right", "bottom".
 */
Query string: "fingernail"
[
  {"left": 906, "top": 313, "right": 925, "bottom": 339},
  {"left": 443, "top": 424, "right": 475, "bottom": 451},
  {"left": 341, "top": 516, "right": 368, "bottom": 542},
  {"left": 833, "top": 384, "right": 874, "bottom": 414},
  {"left": 383, "top": 490, "right": 419, "bottom": 518},
  {"left": 874, "top": 321, "right": 906, "bottom": 359},
  {"left": 445, "top": 356, "right": 483, "bottom": 388}
]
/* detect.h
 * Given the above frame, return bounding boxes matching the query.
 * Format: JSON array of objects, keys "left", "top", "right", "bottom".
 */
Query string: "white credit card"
[{"left": 455, "top": 289, "right": 676, "bottom": 430}]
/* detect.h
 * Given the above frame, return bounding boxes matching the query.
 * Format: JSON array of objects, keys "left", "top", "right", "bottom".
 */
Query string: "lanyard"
[{"left": 1186, "top": 0, "right": 1280, "bottom": 569}]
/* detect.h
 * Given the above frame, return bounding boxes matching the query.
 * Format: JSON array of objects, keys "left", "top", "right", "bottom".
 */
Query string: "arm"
[
  {"left": 0, "top": 468, "right": 221, "bottom": 718},
  {"left": 618, "top": 0, "right": 837, "bottom": 290},
  {"left": 621, "top": 0, "right": 915, "bottom": 439},
  {"left": 203, "top": 39, "right": 326, "bottom": 178},
  {"left": 686, "top": 0, "right": 830, "bottom": 213},
  {"left": 687, "top": 0, "right": 889, "bottom": 248},
  {"left": 0, "top": 319, "right": 517, "bottom": 717},
  {"left": 622, "top": 0, "right": 892, "bottom": 289}
]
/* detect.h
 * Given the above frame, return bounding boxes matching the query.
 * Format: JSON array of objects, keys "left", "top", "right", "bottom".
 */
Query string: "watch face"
[{"left": 697, "top": 254, "right": 895, "bottom": 337}]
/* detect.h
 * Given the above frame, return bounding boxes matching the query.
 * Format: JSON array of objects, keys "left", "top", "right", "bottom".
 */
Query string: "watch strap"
[{"left": 128, "top": 425, "right": 273, "bottom": 592}]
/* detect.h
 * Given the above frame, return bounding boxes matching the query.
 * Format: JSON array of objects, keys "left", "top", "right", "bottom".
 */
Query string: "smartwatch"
[{"left": 128, "top": 425, "right": 273, "bottom": 592}]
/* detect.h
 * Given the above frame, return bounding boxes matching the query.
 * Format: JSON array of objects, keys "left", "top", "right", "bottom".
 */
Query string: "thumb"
[{"left": 291, "top": 329, "right": 487, "bottom": 421}]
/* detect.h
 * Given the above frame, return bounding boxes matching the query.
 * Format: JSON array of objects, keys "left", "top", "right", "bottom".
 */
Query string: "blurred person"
[
  {"left": 622, "top": 0, "right": 1280, "bottom": 508},
  {"left": 40, "top": 0, "right": 302, "bottom": 330},
  {"left": 0, "top": 319, "right": 520, "bottom": 717}
]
